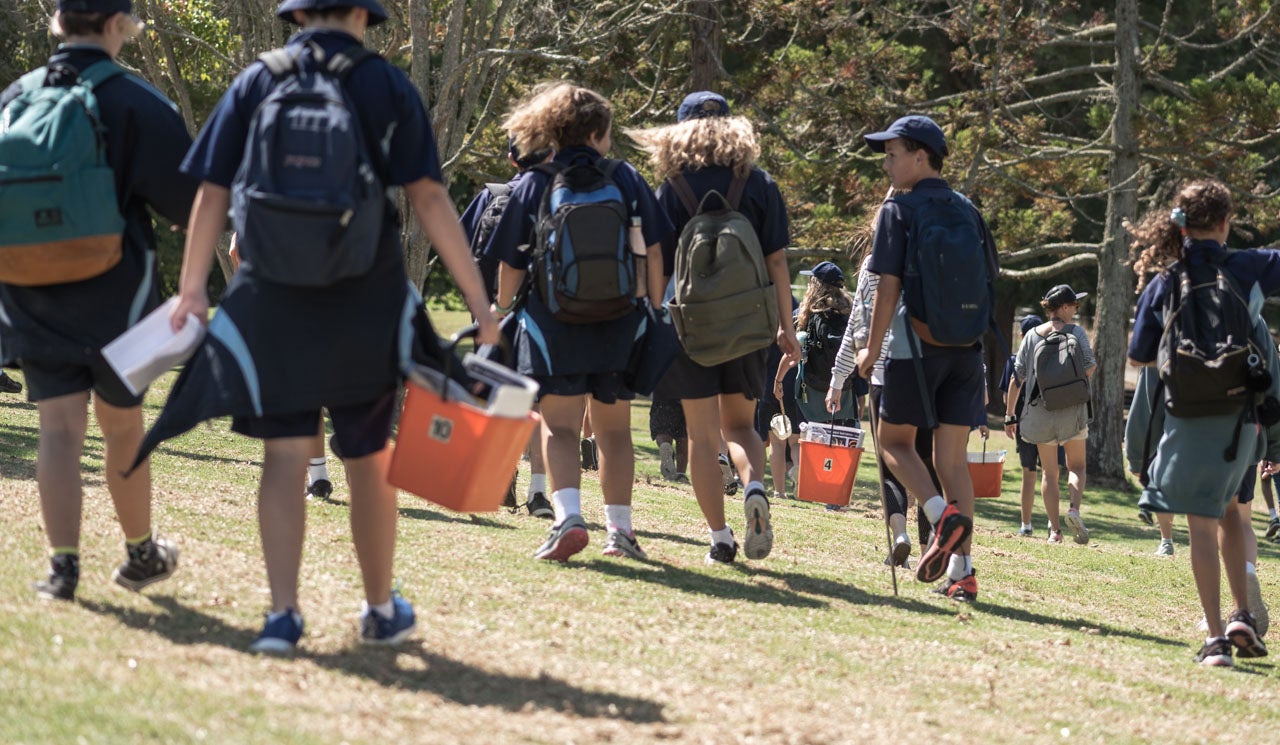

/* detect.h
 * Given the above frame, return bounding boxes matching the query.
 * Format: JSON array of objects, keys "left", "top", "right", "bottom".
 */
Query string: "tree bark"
[
  {"left": 402, "top": 0, "right": 433, "bottom": 292},
  {"left": 1088, "top": 0, "right": 1140, "bottom": 487},
  {"left": 689, "top": 0, "right": 722, "bottom": 90}
]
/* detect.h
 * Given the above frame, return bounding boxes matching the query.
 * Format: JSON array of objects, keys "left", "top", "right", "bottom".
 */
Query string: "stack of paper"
[{"left": 102, "top": 297, "right": 205, "bottom": 396}]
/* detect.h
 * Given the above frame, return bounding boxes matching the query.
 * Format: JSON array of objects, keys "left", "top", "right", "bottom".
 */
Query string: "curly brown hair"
[
  {"left": 1130, "top": 179, "right": 1233, "bottom": 292},
  {"left": 797, "top": 276, "right": 853, "bottom": 330},
  {"left": 625, "top": 116, "right": 760, "bottom": 179},
  {"left": 503, "top": 82, "right": 612, "bottom": 156}
]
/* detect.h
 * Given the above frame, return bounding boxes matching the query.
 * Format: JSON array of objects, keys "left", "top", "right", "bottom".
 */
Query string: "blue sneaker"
[
  {"left": 250, "top": 609, "right": 303, "bottom": 654},
  {"left": 361, "top": 592, "right": 417, "bottom": 646}
]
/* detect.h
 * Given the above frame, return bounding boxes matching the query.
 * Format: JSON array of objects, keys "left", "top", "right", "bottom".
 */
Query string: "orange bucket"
[
  {"left": 967, "top": 447, "right": 1006, "bottom": 499},
  {"left": 797, "top": 440, "right": 863, "bottom": 506},
  {"left": 388, "top": 350, "right": 539, "bottom": 512}
]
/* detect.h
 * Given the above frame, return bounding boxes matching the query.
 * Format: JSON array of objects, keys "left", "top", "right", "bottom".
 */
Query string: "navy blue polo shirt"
[
  {"left": 867, "top": 178, "right": 997, "bottom": 279},
  {"left": 1129, "top": 239, "right": 1280, "bottom": 363},
  {"left": 656, "top": 165, "right": 790, "bottom": 278},
  {"left": 459, "top": 172, "right": 528, "bottom": 300},
  {"left": 0, "top": 45, "right": 197, "bottom": 364},
  {"left": 183, "top": 29, "right": 441, "bottom": 190},
  {"left": 482, "top": 146, "right": 674, "bottom": 271}
]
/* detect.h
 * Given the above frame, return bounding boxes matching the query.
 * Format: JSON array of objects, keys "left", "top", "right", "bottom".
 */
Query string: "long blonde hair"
[
  {"left": 626, "top": 116, "right": 760, "bottom": 179},
  {"left": 503, "top": 82, "right": 612, "bottom": 156},
  {"left": 1129, "top": 179, "right": 1233, "bottom": 292},
  {"left": 797, "top": 276, "right": 852, "bottom": 330}
]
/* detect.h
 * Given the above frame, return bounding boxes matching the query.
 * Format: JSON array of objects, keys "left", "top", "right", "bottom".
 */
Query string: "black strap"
[
  {"left": 1139, "top": 378, "right": 1163, "bottom": 487},
  {"left": 258, "top": 42, "right": 378, "bottom": 82},
  {"left": 668, "top": 173, "right": 701, "bottom": 215},
  {"left": 902, "top": 320, "right": 938, "bottom": 430}
]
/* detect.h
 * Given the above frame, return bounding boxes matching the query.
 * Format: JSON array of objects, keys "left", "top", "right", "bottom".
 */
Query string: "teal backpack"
[{"left": 0, "top": 61, "right": 127, "bottom": 286}]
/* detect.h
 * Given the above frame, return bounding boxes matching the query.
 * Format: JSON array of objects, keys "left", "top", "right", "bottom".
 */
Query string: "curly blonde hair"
[
  {"left": 626, "top": 116, "right": 760, "bottom": 179},
  {"left": 1130, "top": 179, "right": 1233, "bottom": 292},
  {"left": 503, "top": 82, "right": 612, "bottom": 156},
  {"left": 797, "top": 276, "right": 853, "bottom": 330}
]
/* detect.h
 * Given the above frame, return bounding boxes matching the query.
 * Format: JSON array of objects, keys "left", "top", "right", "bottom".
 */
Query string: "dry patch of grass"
[{"left": 2, "top": 309, "right": 1279, "bottom": 743}]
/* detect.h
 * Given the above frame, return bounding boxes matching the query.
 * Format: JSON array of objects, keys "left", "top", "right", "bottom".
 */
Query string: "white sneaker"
[
  {"left": 659, "top": 442, "right": 678, "bottom": 480},
  {"left": 1065, "top": 509, "right": 1090, "bottom": 545},
  {"left": 742, "top": 491, "right": 774, "bottom": 560},
  {"left": 1155, "top": 539, "right": 1174, "bottom": 557}
]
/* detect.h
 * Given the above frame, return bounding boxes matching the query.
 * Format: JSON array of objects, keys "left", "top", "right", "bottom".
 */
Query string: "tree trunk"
[
  {"left": 402, "top": 0, "right": 433, "bottom": 292},
  {"left": 1088, "top": 0, "right": 1140, "bottom": 487},
  {"left": 689, "top": 0, "right": 722, "bottom": 90}
]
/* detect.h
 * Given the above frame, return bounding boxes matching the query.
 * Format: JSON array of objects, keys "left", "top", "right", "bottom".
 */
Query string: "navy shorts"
[
  {"left": 653, "top": 348, "right": 769, "bottom": 401},
  {"left": 1237, "top": 464, "right": 1257, "bottom": 505},
  {"left": 536, "top": 371, "right": 636, "bottom": 404},
  {"left": 1015, "top": 432, "right": 1067, "bottom": 471},
  {"left": 21, "top": 357, "right": 142, "bottom": 408},
  {"left": 880, "top": 345, "right": 983, "bottom": 428},
  {"left": 231, "top": 390, "right": 397, "bottom": 459}
]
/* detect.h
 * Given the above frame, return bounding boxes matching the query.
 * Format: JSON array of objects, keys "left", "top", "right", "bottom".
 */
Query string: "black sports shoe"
[
  {"left": 0, "top": 371, "right": 21, "bottom": 394},
  {"left": 35, "top": 554, "right": 79, "bottom": 601},
  {"left": 1226, "top": 609, "right": 1268, "bottom": 659},
  {"left": 112, "top": 537, "right": 178, "bottom": 592},
  {"left": 580, "top": 437, "right": 599, "bottom": 471},
  {"left": 1137, "top": 508, "right": 1154, "bottom": 527},
  {"left": 306, "top": 478, "right": 333, "bottom": 500},
  {"left": 934, "top": 571, "right": 978, "bottom": 602},
  {"left": 1194, "top": 636, "right": 1233, "bottom": 667},
  {"left": 526, "top": 492, "right": 553, "bottom": 519},
  {"left": 502, "top": 478, "right": 519, "bottom": 511},
  {"left": 706, "top": 541, "right": 739, "bottom": 565}
]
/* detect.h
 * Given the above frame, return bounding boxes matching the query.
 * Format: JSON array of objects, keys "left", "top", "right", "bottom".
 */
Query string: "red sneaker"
[
  {"left": 935, "top": 571, "right": 978, "bottom": 602},
  {"left": 916, "top": 503, "right": 973, "bottom": 583}
]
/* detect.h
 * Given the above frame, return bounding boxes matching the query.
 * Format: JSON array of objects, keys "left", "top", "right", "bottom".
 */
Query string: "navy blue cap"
[
  {"left": 277, "top": 0, "right": 388, "bottom": 26},
  {"left": 1043, "top": 284, "right": 1087, "bottom": 308},
  {"left": 677, "top": 91, "right": 730, "bottom": 122},
  {"left": 800, "top": 261, "right": 845, "bottom": 286},
  {"left": 864, "top": 114, "right": 949, "bottom": 158},
  {"left": 57, "top": 0, "right": 132, "bottom": 13},
  {"left": 1020, "top": 314, "right": 1043, "bottom": 335}
]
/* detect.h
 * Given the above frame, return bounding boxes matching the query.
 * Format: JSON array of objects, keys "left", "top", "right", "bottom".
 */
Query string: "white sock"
[
  {"left": 605, "top": 504, "right": 632, "bottom": 534},
  {"left": 1271, "top": 508, "right": 1278, "bottom": 520},
  {"left": 923, "top": 495, "right": 947, "bottom": 525},
  {"left": 363, "top": 599, "right": 394, "bottom": 619},
  {"left": 710, "top": 526, "right": 734, "bottom": 546},
  {"left": 963, "top": 555, "right": 973, "bottom": 574},
  {"left": 746, "top": 480, "right": 766, "bottom": 497},
  {"left": 895, "top": 531, "right": 910, "bottom": 546},
  {"left": 308, "top": 457, "right": 328, "bottom": 484},
  {"left": 1246, "top": 561, "right": 1257, "bottom": 576},
  {"left": 529, "top": 473, "right": 547, "bottom": 497},
  {"left": 1021, "top": 522, "right": 1033, "bottom": 531},
  {"left": 551, "top": 488, "right": 581, "bottom": 523},
  {"left": 947, "top": 554, "right": 968, "bottom": 581}
]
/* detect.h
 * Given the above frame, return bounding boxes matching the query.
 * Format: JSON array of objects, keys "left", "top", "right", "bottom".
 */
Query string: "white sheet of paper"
[{"left": 102, "top": 297, "right": 205, "bottom": 396}]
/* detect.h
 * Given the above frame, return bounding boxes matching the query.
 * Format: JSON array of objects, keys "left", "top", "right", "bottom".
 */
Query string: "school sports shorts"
[
  {"left": 879, "top": 345, "right": 983, "bottom": 428},
  {"left": 231, "top": 389, "right": 397, "bottom": 459},
  {"left": 21, "top": 357, "right": 143, "bottom": 408}
]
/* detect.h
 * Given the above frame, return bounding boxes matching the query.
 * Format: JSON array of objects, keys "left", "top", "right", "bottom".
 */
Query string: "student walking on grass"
[
  {"left": 1126, "top": 179, "right": 1278, "bottom": 666},
  {"left": 0, "top": 1, "right": 196, "bottom": 601},
  {"left": 1003, "top": 285, "right": 1096, "bottom": 545},
  {"left": 840, "top": 115, "right": 998, "bottom": 601},
  {"left": 631, "top": 92, "right": 798, "bottom": 564},
  {"left": 483, "top": 82, "right": 673, "bottom": 562},
  {"left": 150, "top": 0, "right": 499, "bottom": 653}
]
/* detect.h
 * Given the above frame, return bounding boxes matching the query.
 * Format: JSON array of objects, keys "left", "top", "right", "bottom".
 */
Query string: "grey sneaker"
[
  {"left": 1155, "top": 539, "right": 1174, "bottom": 557},
  {"left": 719, "top": 453, "right": 740, "bottom": 496},
  {"left": 659, "top": 442, "right": 678, "bottom": 480},
  {"left": 1246, "top": 571, "right": 1269, "bottom": 638},
  {"left": 534, "top": 514, "right": 589, "bottom": 562},
  {"left": 743, "top": 491, "right": 774, "bottom": 560},
  {"left": 1267, "top": 516, "right": 1280, "bottom": 540},
  {"left": 890, "top": 535, "right": 911, "bottom": 567},
  {"left": 35, "top": 554, "right": 79, "bottom": 601},
  {"left": 602, "top": 529, "right": 647, "bottom": 560},
  {"left": 1065, "top": 509, "right": 1089, "bottom": 545},
  {"left": 1017, "top": 525, "right": 1034, "bottom": 537},
  {"left": 112, "top": 537, "right": 178, "bottom": 592}
]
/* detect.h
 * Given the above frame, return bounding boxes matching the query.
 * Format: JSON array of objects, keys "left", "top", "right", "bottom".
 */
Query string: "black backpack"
[
  {"left": 532, "top": 157, "right": 636, "bottom": 324},
  {"left": 1031, "top": 324, "right": 1091, "bottom": 411},
  {"left": 1158, "top": 259, "right": 1259, "bottom": 418},
  {"left": 801, "top": 311, "right": 851, "bottom": 393},
  {"left": 231, "top": 42, "right": 383, "bottom": 287}
]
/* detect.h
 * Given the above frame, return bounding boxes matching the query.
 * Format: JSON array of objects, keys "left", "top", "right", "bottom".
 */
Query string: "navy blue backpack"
[
  {"left": 891, "top": 189, "right": 993, "bottom": 347},
  {"left": 231, "top": 42, "right": 384, "bottom": 287}
]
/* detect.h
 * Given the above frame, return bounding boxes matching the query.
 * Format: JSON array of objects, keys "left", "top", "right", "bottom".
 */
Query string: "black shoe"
[
  {"left": 502, "top": 478, "right": 519, "bottom": 510},
  {"left": 1226, "top": 609, "right": 1268, "bottom": 659},
  {"left": 306, "top": 478, "right": 333, "bottom": 500},
  {"left": 1138, "top": 509, "right": 1154, "bottom": 527},
  {"left": 934, "top": 570, "right": 978, "bottom": 602},
  {"left": 1194, "top": 636, "right": 1233, "bottom": 667},
  {"left": 112, "top": 537, "right": 178, "bottom": 592},
  {"left": 526, "top": 492, "right": 553, "bottom": 519},
  {"left": 706, "top": 541, "right": 739, "bottom": 565},
  {"left": 580, "top": 437, "right": 599, "bottom": 471},
  {"left": 34, "top": 554, "right": 79, "bottom": 601},
  {"left": 0, "top": 371, "right": 21, "bottom": 394}
]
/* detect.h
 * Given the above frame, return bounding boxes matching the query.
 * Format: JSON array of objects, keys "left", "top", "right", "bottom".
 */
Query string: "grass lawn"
[{"left": 2, "top": 307, "right": 1279, "bottom": 744}]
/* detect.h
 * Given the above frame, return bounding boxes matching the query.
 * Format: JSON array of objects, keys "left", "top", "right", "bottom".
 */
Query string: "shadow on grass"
[
  {"left": 976, "top": 599, "right": 1182, "bottom": 646},
  {"left": 0, "top": 421, "right": 104, "bottom": 481},
  {"left": 84, "top": 595, "right": 665, "bottom": 724},
  {"left": 396, "top": 505, "right": 516, "bottom": 530},
  {"left": 154, "top": 445, "right": 262, "bottom": 468}
]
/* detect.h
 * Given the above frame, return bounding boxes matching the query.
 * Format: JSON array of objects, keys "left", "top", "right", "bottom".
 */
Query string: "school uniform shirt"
[
  {"left": 1012, "top": 322, "right": 1094, "bottom": 443},
  {"left": 656, "top": 165, "right": 789, "bottom": 278},
  {"left": 459, "top": 171, "right": 532, "bottom": 301},
  {"left": 482, "top": 146, "right": 673, "bottom": 379},
  {"left": 1127, "top": 238, "right": 1280, "bottom": 516},
  {"left": 0, "top": 45, "right": 197, "bottom": 367},
  {"left": 866, "top": 178, "right": 997, "bottom": 360},
  {"left": 132, "top": 29, "right": 445, "bottom": 465}
]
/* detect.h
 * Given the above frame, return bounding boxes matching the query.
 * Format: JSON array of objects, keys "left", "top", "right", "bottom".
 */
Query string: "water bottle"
[{"left": 629, "top": 216, "right": 647, "bottom": 298}]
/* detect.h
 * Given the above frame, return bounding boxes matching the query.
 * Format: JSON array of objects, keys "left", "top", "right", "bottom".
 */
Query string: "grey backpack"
[
  {"left": 666, "top": 173, "right": 778, "bottom": 367},
  {"left": 1032, "top": 324, "right": 1091, "bottom": 411}
]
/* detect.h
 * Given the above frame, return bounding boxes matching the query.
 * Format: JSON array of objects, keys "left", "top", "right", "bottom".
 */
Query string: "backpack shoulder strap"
[
  {"left": 485, "top": 183, "right": 512, "bottom": 199},
  {"left": 258, "top": 47, "right": 297, "bottom": 78},
  {"left": 596, "top": 157, "right": 622, "bottom": 180},
  {"left": 324, "top": 45, "right": 378, "bottom": 82},
  {"left": 77, "top": 60, "right": 127, "bottom": 90},
  {"left": 725, "top": 173, "right": 748, "bottom": 211},
  {"left": 667, "top": 173, "right": 700, "bottom": 215},
  {"left": 17, "top": 66, "right": 47, "bottom": 93}
]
